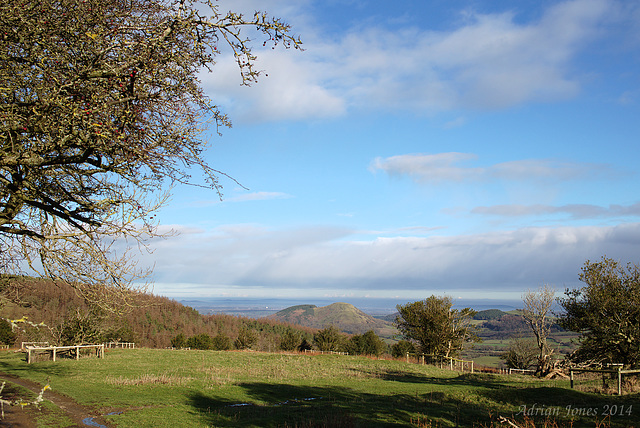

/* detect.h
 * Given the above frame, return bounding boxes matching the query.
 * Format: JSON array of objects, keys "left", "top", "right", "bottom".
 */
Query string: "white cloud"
[
  {"left": 370, "top": 153, "right": 613, "bottom": 184},
  {"left": 202, "top": 0, "right": 619, "bottom": 121}
]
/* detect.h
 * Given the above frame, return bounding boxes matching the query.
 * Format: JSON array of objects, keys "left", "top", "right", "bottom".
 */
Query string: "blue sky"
[{"left": 140, "top": 0, "right": 640, "bottom": 307}]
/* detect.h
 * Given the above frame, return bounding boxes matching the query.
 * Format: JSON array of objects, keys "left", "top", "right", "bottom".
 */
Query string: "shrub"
[
  {"left": 314, "top": 325, "right": 344, "bottom": 352},
  {"left": 391, "top": 340, "right": 416, "bottom": 358},
  {"left": 171, "top": 333, "right": 187, "bottom": 349},
  {"left": 0, "top": 319, "right": 16, "bottom": 345},
  {"left": 279, "top": 330, "right": 301, "bottom": 351},
  {"left": 346, "top": 331, "right": 387, "bottom": 356},
  {"left": 212, "top": 334, "right": 232, "bottom": 351},
  {"left": 187, "top": 333, "right": 213, "bottom": 350},
  {"left": 234, "top": 326, "right": 257, "bottom": 350}
]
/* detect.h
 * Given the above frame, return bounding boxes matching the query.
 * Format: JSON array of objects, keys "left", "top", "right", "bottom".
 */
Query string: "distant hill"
[
  {"left": 473, "top": 309, "right": 507, "bottom": 320},
  {"left": 268, "top": 302, "right": 398, "bottom": 338}
]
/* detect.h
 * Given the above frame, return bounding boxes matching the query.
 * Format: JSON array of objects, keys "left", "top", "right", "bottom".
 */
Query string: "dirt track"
[{"left": 0, "top": 372, "right": 111, "bottom": 428}]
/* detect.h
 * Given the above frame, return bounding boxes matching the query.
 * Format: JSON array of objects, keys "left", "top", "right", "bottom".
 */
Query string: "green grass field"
[{"left": 0, "top": 349, "right": 638, "bottom": 427}]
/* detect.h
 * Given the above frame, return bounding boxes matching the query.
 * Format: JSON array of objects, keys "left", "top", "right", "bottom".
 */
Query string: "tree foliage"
[
  {"left": 391, "top": 340, "right": 416, "bottom": 359},
  {"left": 171, "top": 332, "right": 187, "bottom": 349},
  {"left": 187, "top": 333, "right": 212, "bottom": 350},
  {"left": 234, "top": 325, "right": 257, "bottom": 350},
  {"left": 395, "top": 295, "right": 478, "bottom": 358},
  {"left": 0, "top": 318, "right": 16, "bottom": 345},
  {"left": 211, "top": 333, "right": 232, "bottom": 351},
  {"left": 558, "top": 256, "right": 640, "bottom": 368},
  {"left": 345, "top": 330, "right": 387, "bottom": 357},
  {"left": 0, "top": 0, "right": 301, "bottom": 310},
  {"left": 279, "top": 329, "right": 301, "bottom": 351},
  {"left": 313, "top": 325, "right": 344, "bottom": 352},
  {"left": 55, "top": 308, "right": 104, "bottom": 345},
  {"left": 500, "top": 336, "right": 539, "bottom": 370}
]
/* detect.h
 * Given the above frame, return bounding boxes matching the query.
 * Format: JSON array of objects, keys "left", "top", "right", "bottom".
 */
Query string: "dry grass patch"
[{"left": 105, "top": 373, "right": 193, "bottom": 387}]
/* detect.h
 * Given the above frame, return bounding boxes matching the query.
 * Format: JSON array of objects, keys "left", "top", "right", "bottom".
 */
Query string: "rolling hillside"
[
  {"left": 268, "top": 302, "right": 398, "bottom": 338},
  {"left": 0, "top": 276, "right": 316, "bottom": 350}
]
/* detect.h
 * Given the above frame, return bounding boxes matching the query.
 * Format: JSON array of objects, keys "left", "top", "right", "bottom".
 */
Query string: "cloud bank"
[{"left": 145, "top": 222, "right": 640, "bottom": 298}]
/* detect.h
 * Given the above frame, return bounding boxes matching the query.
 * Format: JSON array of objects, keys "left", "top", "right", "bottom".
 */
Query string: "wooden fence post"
[
  {"left": 618, "top": 369, "right": 622, "bottom": 396},
  {"left": 570, "top": 370, "right": 574, "bottom": 389}
]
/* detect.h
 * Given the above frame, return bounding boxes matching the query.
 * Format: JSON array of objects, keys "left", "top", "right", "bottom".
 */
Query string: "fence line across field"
[
  {"left": 508, "top": 368, "right": 536, "bottom": 375},
  {"left": 25, "top": 344, "right": 105, "bottom": 363},
  {"left": 104, "top": 342, "right": 136, "bottom": 349},
  {"left": 303, "top": 349, "right": 349, "bottom": 355},
  {"left": 406, "top": 353, "right": 474, "bottom": 373},
  {"left": 569, "top": 367, "right": 640, "bottom": 395}
]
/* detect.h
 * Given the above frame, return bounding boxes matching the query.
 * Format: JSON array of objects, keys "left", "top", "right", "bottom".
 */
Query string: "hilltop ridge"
[{"left": 268, "top": 302, "right": 397, "bottom": 338}]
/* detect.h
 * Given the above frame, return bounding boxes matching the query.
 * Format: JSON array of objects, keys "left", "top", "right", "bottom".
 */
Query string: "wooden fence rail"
[
  {"left": 405, "top": 353, "right": 474, "bottom": 373},
  {"left": 25, "top": 344, "right": 104, "bottom": 364},
  {"left": 21, "top": 341, "right": 49, "bottom": 350},
  {"left": 509, "top": 368, "right": 535, "bottom": 375},
  {"left": 303, "top": 349, "right": 349, "bottom": 356},
  {"left": 569, "top": 367, "right": 640, "bottom": 395},
  {"left": 104, "top": 342, "right": 135, "bottom": 349}
]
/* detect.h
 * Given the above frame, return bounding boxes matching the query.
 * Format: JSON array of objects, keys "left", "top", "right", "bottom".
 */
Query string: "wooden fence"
[
  {"left": 304, "top": 349, "right": 349, "bottom": 356},
  {"left": 406, "top": 353, "right": 474, "bottom": 373},
  {"left": 569, "top": 367, "right": 640, "bottom": 395},
  {"left": 25, "top": 344, "right": 104, "bottom": 364},
  {"left": 21, "top": 341, "right": 49, "bottom": 350},
  {"left": 509, "top": 368, "right": 536, "bottom": 375},
  {"left": 104, "top": 342, "right": 135, "bottom": 349}
]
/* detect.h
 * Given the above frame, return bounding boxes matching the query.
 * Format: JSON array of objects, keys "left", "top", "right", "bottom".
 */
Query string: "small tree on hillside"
[
  {"left": 187, "top": 333, "right": 213, "bottom": 350},
  {"left": 391, "top": 340, "right": 416, "bottom": 359},
  {"left": 171, "top": 333, "right": 187, "bottom": 349},
  {"left": 279, "top": 329, "right": 301, "bottom": 351},
  {"left": 314, "top": 325, "right": 343, "bottom": 352},
  {"left": 234, "top": 326, "right": 257, "bottom": 350},
  {"left": 558, "top": 257, "right": 640, "bottom": 368},
  {"left": 500, "top": 336, "right": 539, "bottom": 370},
  {"left": 395, "top": 296, "right": 478, "bottom": 358},
  {"left": 521, "top": 284, "right": 555, "bottom": 376},
  {"left": 56, "top": 308, "right": 104, "bottom": 345},
  {"left": 212, "top": 333, "right": 232, "bottom": 351},
  {"left": 0, "top": 319, "right": 16, "bottom": 346},
  {"left": 346, "top": 330, "right": 387, "bottom": 357}
]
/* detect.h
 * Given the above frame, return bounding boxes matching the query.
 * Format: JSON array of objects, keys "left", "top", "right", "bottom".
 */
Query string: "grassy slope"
[{"left": 0, "top": 349, "right": 637, "bottom": 427}]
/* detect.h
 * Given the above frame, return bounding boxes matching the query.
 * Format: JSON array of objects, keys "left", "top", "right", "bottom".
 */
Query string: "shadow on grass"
[
  {"left": 186, "top": 369, "right": 640, "bottom": 428},
  {"left": 187, "top": 381, "right": 491, "bottom": 427},
  {"left": 0, "top": 358, "right": 73, "bottom": 379}
]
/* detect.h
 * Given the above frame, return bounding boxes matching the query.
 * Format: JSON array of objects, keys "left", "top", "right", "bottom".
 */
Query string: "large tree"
[
  {"left": 395, "top": 295, "right": 478, "bottom": 358},
  {"left": 0, "top": 0, "right": 301, "bottom": 310},
  {"left": 558, "top": 256, "right": 640, "bottom": 368}
]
